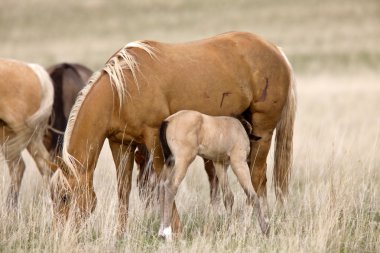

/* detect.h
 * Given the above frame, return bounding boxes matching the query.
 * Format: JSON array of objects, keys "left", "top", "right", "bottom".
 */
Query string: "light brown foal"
[{"left": 158, "top": 110, "right": 269, "bottom": 240}]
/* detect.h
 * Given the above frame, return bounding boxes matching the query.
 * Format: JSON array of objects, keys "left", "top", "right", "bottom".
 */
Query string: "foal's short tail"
[
  {"left": 273, "top": 48, "right": 297, "bottom": 202},
  {"left": 159, "top": 121, "right": 175, "bottom": 167}
]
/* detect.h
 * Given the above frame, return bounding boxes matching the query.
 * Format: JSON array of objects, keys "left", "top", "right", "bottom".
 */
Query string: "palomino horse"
[
  {"left": 44, "top": 63, "right": 92, "bottom": 156},
  {"left": 44, "top": 63, "right": 176, "bottom": 205},
  {"left": 158, "top": 110, "right": 269, "bottom": 239},
  {"left": 0, "top": 58, "right": 54, "bottom": 207},
  {"left": 50, "top": 32, "right": 296, "bottom": 234}
]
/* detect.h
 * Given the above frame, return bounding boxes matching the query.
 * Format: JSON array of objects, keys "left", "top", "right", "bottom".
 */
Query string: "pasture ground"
[{"left": 1, "top": 0, "right": 379, "bottom": 252}]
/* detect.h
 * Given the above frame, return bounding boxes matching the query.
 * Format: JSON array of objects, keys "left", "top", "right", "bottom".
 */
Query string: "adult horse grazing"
[
  {"left": 44, "top": 63, "right": 92, "bottom": 156},
  {"left": 158, "top": 110, "right": 269, "bottom": 240},
  {"left": 0, "top": 59, "right": 54, "bottom": 207},
  {"left": 50, "top": 32, "right": 296, "bottom": 234}
]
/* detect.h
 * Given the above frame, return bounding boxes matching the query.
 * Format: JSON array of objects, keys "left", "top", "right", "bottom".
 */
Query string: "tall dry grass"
[{"left": 0, "top": 0, "right": 379, "bottom": 252}]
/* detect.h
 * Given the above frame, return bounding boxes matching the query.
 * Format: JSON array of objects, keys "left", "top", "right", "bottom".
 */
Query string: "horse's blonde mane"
[{"left": 62, "top": 41, "right": 156, "bottom": 177}]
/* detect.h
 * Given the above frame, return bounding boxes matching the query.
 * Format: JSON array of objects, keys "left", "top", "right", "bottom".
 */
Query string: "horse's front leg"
[{"left": 109, "top": 140, "right": 136, "bottom": 235}]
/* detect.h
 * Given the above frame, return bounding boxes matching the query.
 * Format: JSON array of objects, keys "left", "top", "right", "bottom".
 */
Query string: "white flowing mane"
[{"left": 62, "top": 41, "right": 156, "bottom": 176}]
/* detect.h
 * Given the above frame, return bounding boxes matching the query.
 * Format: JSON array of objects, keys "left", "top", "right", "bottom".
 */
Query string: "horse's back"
[
  {"left": 165, "top": 110, "right": 250, "bottom": 161},
  {"left": 0, "top": 59, "right": 43, "bottom": 125},
  {"left": 127, "top": 32, "right": 291, "bottom": 121}
]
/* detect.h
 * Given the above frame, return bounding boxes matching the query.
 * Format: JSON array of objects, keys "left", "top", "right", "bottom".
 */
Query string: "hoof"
[{"left": 158, "top": 226, "right": 172, "bottom": 241}]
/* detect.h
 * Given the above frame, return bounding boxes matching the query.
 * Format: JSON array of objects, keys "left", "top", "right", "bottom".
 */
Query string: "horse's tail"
[
  {"left": 273, "top": 48, "right": 297, "bottom": 201},
  {"left": 159, "top": 120, "right": 175, "bottom": 167},
  {"left": 3, "top": 63, "right": 54, "bottom": 161},
  {"left": 26, "top": 63, "right": 54, "bottom": 130}
]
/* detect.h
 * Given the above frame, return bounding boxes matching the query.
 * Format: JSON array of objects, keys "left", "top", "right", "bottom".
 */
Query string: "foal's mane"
[{"left": 62, "top": 41, "right": 156, "bottom": 176}]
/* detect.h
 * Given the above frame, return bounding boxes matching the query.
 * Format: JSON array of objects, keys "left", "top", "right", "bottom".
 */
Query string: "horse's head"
[{"left": 50, "top": 165, "right": 97, "bottom": 226}]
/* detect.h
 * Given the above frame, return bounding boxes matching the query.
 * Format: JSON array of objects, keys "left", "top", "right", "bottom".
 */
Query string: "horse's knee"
[{"left": 164, "top": 179, "right": 179, "bottom": 198}]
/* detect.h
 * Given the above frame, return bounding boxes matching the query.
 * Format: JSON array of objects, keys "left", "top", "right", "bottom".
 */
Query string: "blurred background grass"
[{"left": 1, "top": 0, "right": 379, "bottom": 73}]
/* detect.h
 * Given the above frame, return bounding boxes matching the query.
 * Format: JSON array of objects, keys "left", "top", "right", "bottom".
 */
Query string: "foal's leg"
[
  {"left": 109, "top": 141, "right": 136, "bottom": 235},
  {"left": 27, "top": 137, "right": 54, "bottom": 178},
  {"left": 203, "top": 158, "right": 220, "bottom": 206},
  {"left": 213, "top": 161, "right": 234, "bottom": 213},
  {"left": 230, "top": 158, "right": 269, "bottom": 235},
  {"left": 158, "top": 162, "right": 172, "bottom": 237},
  {"left": 144, "top": 129, "right": 181, "bottom": 233},
  {"left": 6, "top": 154, "right": 26, "bottom": 208},
  {"left": 161, "top": 156, "right": 195, "bottom": 240}
]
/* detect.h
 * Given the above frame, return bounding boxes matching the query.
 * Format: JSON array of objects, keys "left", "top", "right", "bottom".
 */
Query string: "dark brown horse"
[
  {"left": 44, "top": 63, "right": 92, "bottom": 156},
  {"left": 50, "top": 32, "right": 296, "bottom": 235}
]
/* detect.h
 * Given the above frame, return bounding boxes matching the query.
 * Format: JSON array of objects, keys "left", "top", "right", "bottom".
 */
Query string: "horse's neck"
[{"left": 63, "top": 76, "right": 112, "bottom": 177}]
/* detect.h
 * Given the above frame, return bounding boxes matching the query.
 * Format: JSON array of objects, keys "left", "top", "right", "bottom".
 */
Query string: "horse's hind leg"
[
  {"left": 248, "top": 110, "right": 279, "bottom": 219},
  {"left": 203, "top": 158, "right": 220, "bottom": 206},
  {"left": 27, "top": 137, "right": 53, "bottom": 179},
  {"left": 230, "top": 159, "right": 269, "bottom": 235},
  {"left": 213, "top": 161, "right": 234, "bottom": 213},
  {"left": 158, "top": 162, "right": 172, "bottom": 237},
  {"left": 6, "top": 154, "right": 26, "bottom": 208}
]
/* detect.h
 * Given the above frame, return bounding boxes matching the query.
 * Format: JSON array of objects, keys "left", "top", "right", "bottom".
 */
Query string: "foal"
[{"left": 158, "top": 110, "right": 269, "bottom": 239}]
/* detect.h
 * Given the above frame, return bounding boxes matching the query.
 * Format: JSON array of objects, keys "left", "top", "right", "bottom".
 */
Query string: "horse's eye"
[{"left": 61, "top": 193, "right": 70, "bottom": 204}]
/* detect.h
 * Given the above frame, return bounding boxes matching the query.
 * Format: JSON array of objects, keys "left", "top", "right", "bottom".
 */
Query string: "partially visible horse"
[
  {"left": 44, "top": 63, "right": 92, "bottom": 156},
  {"left": 50, "top": 32, "right": 296, "bottom": 234},
  {"left": 0, "top": 59, "right": 54, "bottom": 207},
  {"left": 158, "top": 110, "right": 269, "bottom": 240}
]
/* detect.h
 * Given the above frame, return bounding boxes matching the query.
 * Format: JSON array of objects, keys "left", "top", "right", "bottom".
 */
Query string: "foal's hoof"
[
  {"left": 260, "top": 221, "right": 270, "bottom": 237},
  {"left": 158, "top": 226, "right": 173, "bottom": 242}
]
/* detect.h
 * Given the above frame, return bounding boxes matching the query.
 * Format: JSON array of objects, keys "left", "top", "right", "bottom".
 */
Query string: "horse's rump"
[{"left": 0, "top": 59, "right": 54, "bottom": 160}]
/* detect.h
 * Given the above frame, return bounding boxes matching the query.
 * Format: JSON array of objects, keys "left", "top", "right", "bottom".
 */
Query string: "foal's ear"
[{"left": 249, "top": 134, "right": 262, "bottom": 142}]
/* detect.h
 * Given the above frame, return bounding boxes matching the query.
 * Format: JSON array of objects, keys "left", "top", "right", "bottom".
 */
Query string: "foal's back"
[{"left": 166, "top": 110, "right": 250, "bottom": 161}]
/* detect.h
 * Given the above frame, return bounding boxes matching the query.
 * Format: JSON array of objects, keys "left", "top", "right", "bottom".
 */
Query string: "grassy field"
[{"left": 1, "top": 0, "right": 379, "bottom": 252}]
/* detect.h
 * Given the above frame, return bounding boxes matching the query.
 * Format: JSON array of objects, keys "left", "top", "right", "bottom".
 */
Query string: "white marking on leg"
[{"left": 163, "top": 226, "right": 172, "bottom": 241}]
